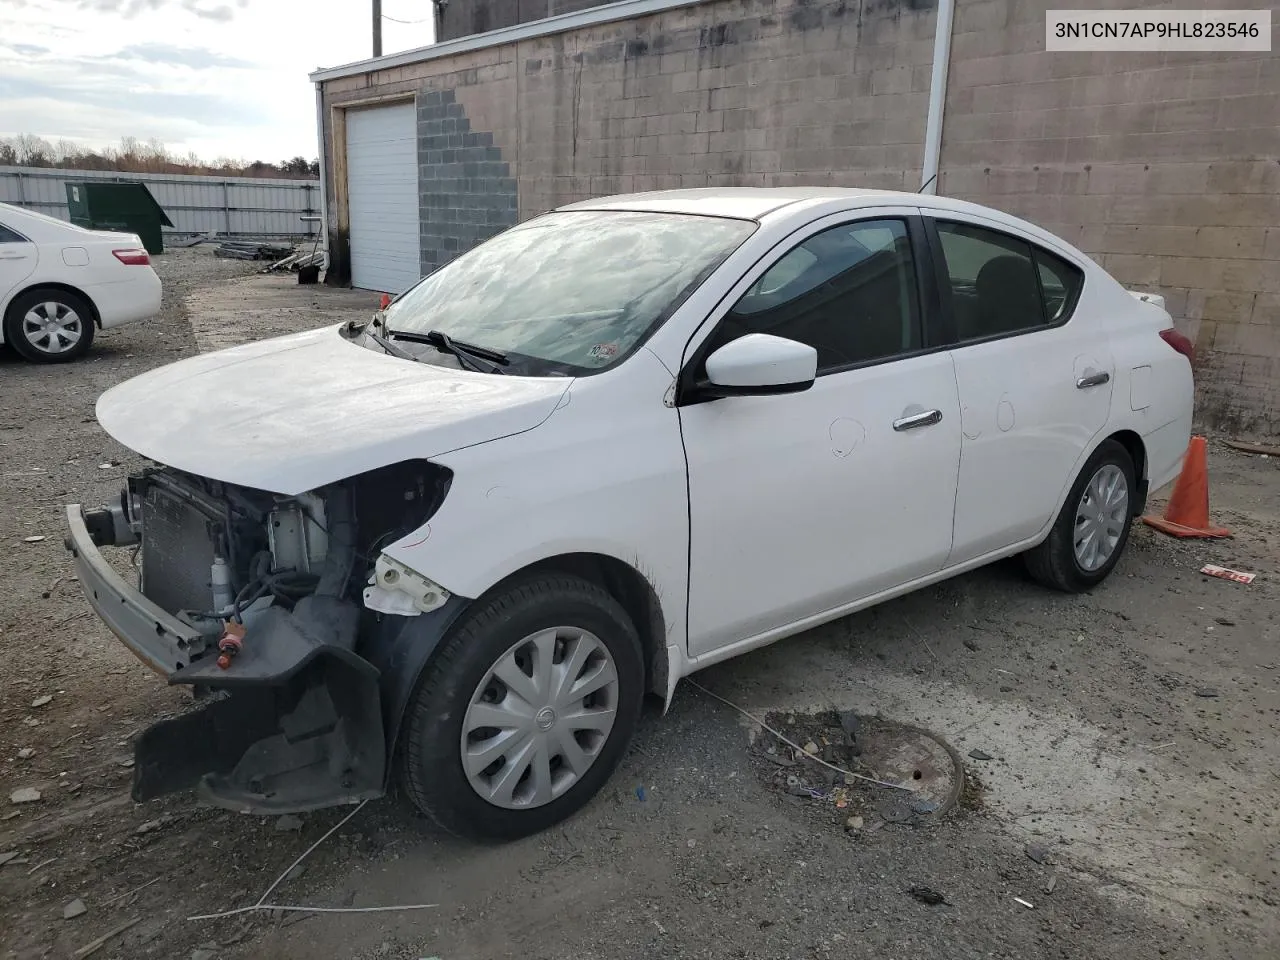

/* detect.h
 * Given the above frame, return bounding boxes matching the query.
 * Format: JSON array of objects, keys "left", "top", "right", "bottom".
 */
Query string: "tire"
[
  {"left": 4, "top": 288, "right": 96, "bottom": 363},
  {"left": 1024, "top": 439, "right": 1137, "bottom": 593},
  {"left": 401, "top": 572, "right": 644, "bottom": 842}
]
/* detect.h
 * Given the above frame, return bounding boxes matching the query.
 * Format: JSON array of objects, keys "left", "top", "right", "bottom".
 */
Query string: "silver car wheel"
[
  {"left": 461, "top": 626, "right": 619, "bottom": 810},
  {"left": 22, "top": 301, "right": 83, "bottom": 355},
  {"left": 1073, "top": 463, "right": 1129, "bottom": 572}
]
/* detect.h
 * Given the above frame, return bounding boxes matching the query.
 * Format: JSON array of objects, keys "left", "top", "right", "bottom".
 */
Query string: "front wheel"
[
  {"left": 400, "top": 573, "right": 644, "bottom": 841},
  {"left": 1024, "top": 439, "right": 1136, "bottom": 593}
]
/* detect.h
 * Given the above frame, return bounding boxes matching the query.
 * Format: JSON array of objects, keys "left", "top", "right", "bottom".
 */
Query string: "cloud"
[
  {"left": 0, "top": 72, "right": 266, "bottom": 129},
  {"left": 104, "top": 42, "right": 253, "bottom": 69},
  {"left": 70, "top": 0, "right": 237, "bottom": 21},
  {"left": 10, "top": 43, "right": 50, "bottom": 55}
]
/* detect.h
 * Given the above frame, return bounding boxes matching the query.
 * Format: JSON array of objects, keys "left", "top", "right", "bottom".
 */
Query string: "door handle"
[
  {"left": 893, "top": 409, "right": 943, "bottom": 431},
  {"left": 1076, "top": 371, "right": 1111, "bottom": 389},
  {"left": 0, "top": 251, "right": 29, "bottom": 260}
]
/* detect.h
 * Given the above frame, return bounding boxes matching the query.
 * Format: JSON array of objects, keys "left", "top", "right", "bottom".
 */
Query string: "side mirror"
[{"left": 701, "top": 333, "right": 817, "bottom": 398}]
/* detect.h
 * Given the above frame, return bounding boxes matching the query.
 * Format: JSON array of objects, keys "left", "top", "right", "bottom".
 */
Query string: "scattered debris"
[
  {"left": 0, "top": 851, "right": 19, "bottom": 867},
  {"left": 1224, "top": 439, "right": 1280, "bottom": 457},
  {"left": 635, "top": 784, "right": 648, "bottom": 800},
  {"left": 759, "top": 753, "right": 796, "bottom": 768},
  {"left": 71, "top": 917, "right": 141, "bottom": 958},
  {"left": 28, "top": 857, "right": 56, "bottom": 875},
  {"left": 1194, "top": 688, "right": 1220, "bottom": 698},
  {"left": 215, "top": 239, "right": 295, "bottom": 261},
  {"left": 968, "top": 749, "right": 993, "bottom": 761},
  {"left": 844, "top": 815, "right": 864, "bottom": 832},
  {"left": 1025, "top": 843, "right": 1050, "bottom": 864},
  {"left": 63, "top": 898, "right": 88, "bottom": 920},
  {"left": 17, "top": 747, "right": 35, "bottom": 759},
  {"left": 31, "top": 694, "right": 52, "bottom": 708},
  {"left": 118, "top": 757, "right": 135, "bottom": 768},
  {"left": 274, "top": 814, "right": 304, "bottom": 832},
  {"left": 1200, "top": 564, "right": 1256, "bottom": 584},
  {"left": 285, "top": 864, "right": 307, "bottom": 882},
  {"left": 135, "top": 820, "right": 164, "bottom": 836},
  {"left": 802, "top": 741, "right": 819, "bottom": 755},
  {"left": 1, "top": 812, "right": 20, "bottom": 821},
  {"left": 1215, "top": 617, "right": 1236, "bottom": 626},
  {"left": 1045, "top": 871, "right": 1059, "bottom": 894},
  {"left": 838, "top": 710, "right": 860, "bottom": 737},
  {"left": 963, "top": 638, "right": 980, "bottom": 652},
  {"left": 1013, "top": 897, "right": 1036, "bottom": 909},
  {"left": 191, "top": 947, "right": 217, "bottom": 960},
  {"left": 907, "top": 886, "right": 947, "bottom": 905},
  {"left": 22, "top": 535, "right": 46, "bottom": 543},
  {"left": 10, "top": 787, "right": 41, "bottom": 804}
]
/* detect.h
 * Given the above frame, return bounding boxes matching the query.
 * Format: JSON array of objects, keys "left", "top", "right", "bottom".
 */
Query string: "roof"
[
  {"left": 558, "top": 187, "right": 972, "bottom": 220},
  {"left": 555, "top": 187, "right": 1088, "bottom": 261}
]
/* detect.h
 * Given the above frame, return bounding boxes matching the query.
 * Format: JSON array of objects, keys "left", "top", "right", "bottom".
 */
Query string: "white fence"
[{"left": 0, "top": 166, "right": 321, "bottom": 238}]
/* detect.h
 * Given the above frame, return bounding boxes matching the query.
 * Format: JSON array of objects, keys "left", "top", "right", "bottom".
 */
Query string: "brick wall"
[
  {"left": 323, "top": 0, "right": 1280, "bottom": 436},
  {"left": 939, "top": 0, "right": 1280, "bottom": 437}
]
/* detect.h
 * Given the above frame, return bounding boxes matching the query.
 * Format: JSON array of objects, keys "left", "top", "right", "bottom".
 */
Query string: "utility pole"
[{"left": 372, "top": 0, "right": 383, "bottom": 57}]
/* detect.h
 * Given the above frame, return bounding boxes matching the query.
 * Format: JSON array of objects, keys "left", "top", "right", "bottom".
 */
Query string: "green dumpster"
[{"left": 65, "top": 181, "right": 174, "bottom": 254}]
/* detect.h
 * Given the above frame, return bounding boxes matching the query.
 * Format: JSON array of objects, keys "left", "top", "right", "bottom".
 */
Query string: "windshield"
[{"left": 381, "top": 210, "right": 755, "bottom": 375}]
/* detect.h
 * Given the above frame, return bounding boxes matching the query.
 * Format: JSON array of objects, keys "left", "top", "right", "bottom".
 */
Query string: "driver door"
[{"left": 678, "top": 210, "right": 962, "bottom": 658}]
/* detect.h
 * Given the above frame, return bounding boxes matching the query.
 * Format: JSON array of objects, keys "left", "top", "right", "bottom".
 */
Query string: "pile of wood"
[
  {"left": 264, "top": 248, "right": 324, "bottom": 273},
  {"left": 214, "top": 238, "right": 295, "bottom": 260}
]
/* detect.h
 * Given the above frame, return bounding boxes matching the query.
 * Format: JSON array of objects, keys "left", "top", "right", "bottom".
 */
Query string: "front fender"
[{"left": 359, "top": 595, "right": 474, "bottom": 772}]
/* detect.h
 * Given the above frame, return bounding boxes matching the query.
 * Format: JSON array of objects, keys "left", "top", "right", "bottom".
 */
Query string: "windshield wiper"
[
  {"left": 362, "top": 327, "right": 420, "bottom": 362},
  {"left": 386, "top": 328, "right": 508, "bottom": 374}
]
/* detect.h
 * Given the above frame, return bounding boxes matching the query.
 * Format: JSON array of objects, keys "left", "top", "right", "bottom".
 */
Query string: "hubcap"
[
  {"left": 461, "top": 627, "right": 619, "bottom": 810},
  {"left": 22, "top": 301, "right": 82, "bottom": 355},
  {"left": 1074, "top": 463, "right": 1129, "bottom": 572}
]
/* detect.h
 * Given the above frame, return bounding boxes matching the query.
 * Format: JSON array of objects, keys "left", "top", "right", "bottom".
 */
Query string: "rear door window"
[
  {"left": 933, "top": 221, "right": 1083, "bottom": 343},
  {"left": 0, "top": 222, "right": 28, "bottom": 243}
]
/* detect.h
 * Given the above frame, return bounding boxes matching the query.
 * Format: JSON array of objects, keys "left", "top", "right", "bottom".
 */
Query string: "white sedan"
[
  {"left": 0, "top": 201, "right": 161, "bottom": 362},
  {"left": 67, "top": 188, "right": 1193, "bottom": 840}
]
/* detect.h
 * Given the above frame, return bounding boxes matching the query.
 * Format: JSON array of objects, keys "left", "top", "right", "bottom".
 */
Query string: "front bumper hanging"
[{"left": 64, "top": 503, "right": 387, "bottom": 814}]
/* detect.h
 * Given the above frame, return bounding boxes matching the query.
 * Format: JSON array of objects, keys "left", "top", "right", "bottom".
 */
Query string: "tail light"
[
  {"left": 1159, "top": 328, "right": 1195, "bottom": 363},
  {"left": 379, "top": 293, "right": 391, "bottom": 310},
  {"left": 112, "top": 248, "right": 150, "bottom": 266}
]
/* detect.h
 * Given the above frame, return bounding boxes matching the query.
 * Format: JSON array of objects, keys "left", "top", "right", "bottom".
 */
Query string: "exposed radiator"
[{"left": 139, "top": 484, "right": 218, "bottom": 616}]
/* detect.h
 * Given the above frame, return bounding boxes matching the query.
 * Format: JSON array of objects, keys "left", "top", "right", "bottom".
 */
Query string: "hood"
[{"left": 96, "top": 324, "right": 572, "bottom": 494}]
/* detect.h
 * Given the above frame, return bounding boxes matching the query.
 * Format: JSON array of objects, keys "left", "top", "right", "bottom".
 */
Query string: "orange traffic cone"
[{"left": 1142, "top": 436, "right": 1231, "bottom": 538}]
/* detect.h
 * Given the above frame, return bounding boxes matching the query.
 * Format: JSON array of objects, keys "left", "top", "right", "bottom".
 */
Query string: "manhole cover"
[{"left": 751, "top": 710, "right": 963, "bottom": 831}]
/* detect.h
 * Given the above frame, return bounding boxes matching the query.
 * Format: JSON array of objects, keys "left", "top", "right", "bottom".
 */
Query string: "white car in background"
[
  {"left": 0, "top": 201, "right": 161, "bottom": 363},
  {"left": 66, "top": 188, "right": 1194, "bottom": 841}
]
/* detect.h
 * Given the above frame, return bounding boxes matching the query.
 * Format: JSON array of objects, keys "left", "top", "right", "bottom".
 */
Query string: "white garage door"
[{"left": 346, "top": 103, "right": 420, "bottom": 295}]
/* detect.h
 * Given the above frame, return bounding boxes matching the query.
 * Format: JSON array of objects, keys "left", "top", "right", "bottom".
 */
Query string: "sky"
[{"left": 0, "top": 0, "right": 435, "bottom": 163}]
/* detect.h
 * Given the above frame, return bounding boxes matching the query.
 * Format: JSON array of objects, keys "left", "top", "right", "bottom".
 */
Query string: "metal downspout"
[
  {"left": 314, "top": 83, "right": 330, "bottom": 276},
  {"left": 920, "top": 0, "right": 956, "bottom": 195}
]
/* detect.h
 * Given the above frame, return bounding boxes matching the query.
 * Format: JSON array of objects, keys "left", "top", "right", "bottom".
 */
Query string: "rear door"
[
  {"left": 921, "top": 211, "right": 1113, "bottom": 566},
  {"left": 0, "top": 219, "right": 37, "bottom": 313}
]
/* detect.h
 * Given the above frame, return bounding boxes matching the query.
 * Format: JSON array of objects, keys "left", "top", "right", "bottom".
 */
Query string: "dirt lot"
[{"left": 1, "top": 249, "right": 1277, "bottom": 960}]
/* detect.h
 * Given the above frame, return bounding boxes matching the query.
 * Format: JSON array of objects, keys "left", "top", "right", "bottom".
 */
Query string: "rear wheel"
[
  {"left": 4, "top": 288, "right": 96, "bottom": 363},
  {"left": 1024, "top": 439, "right": 1136, "bottom": 593},
  {"left": 401, "top": 573, "right": 643, "bottom": 841}
]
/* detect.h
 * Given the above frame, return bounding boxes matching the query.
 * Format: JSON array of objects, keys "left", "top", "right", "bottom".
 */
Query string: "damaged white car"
[{"left": 66, "top": 188, "right": 1194, "bottom": 840}]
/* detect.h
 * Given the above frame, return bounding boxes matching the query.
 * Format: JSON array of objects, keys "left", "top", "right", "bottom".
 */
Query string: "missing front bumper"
[{"left": 66, "top": 503, "right": 387, "bottom": 814}]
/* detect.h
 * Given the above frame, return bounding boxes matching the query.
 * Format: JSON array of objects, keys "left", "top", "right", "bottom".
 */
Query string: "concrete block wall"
[{"left": 939, "top": 0, "right": 1280, "bottom": 437}]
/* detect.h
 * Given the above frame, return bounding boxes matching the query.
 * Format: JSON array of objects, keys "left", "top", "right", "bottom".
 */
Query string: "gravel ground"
[{"left": 1, "top": 250, "right": 1277, "bottom": 960}]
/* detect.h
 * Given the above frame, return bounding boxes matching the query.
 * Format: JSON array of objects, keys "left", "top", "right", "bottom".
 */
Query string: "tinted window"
[
  {"left": 705, "top": 218, "right": 922, "bottom": 372},
  {"left": 1035, "top": 247, "right": 1084, "bottom": 323},
  {"left": 382, "top": 210, "right": 754, "bottom": 376},
  {"left": 0, "top": 223, "right": 26, "bottom": 243},
  {"left": 935, "top": 221, "right": 1082, "bottom": 341}
]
